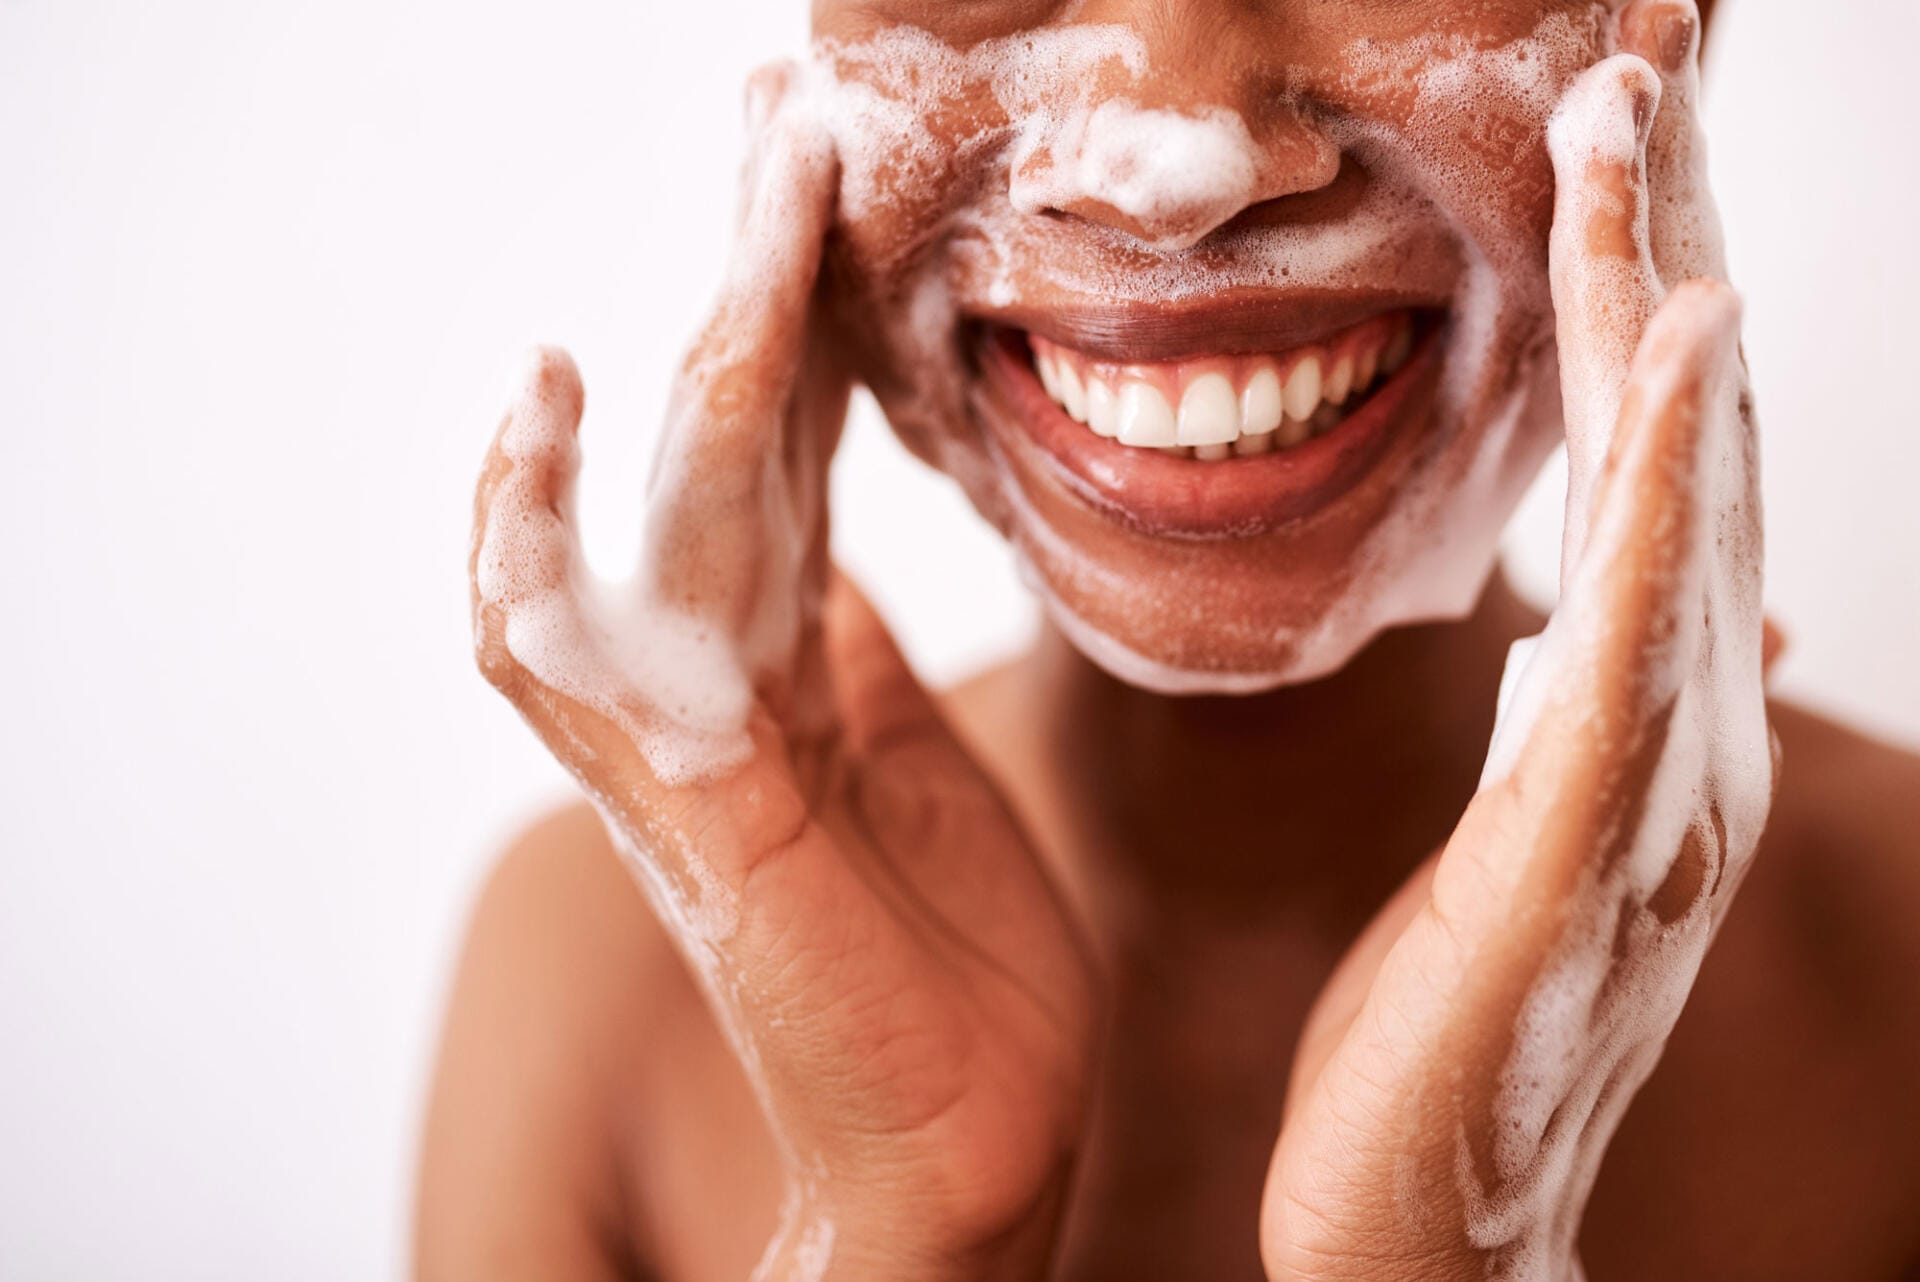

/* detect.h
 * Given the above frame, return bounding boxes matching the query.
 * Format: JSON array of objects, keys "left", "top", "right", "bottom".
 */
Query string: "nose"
[{"left": 1007, "top": 7, "right": 1340, "bottom": 252}]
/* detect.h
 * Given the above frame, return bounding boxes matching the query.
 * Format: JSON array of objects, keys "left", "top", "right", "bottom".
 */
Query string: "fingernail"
[
  {"left": 1654, "top": 10, "right": 1698, "bottom": 75},
  {"left": 742, "top": 63, "right": 791, "bottom": 134}
]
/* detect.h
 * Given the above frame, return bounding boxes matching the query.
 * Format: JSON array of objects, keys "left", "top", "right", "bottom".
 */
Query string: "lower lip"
[{"left": 976, "top": 322, "right": 1444, "bottom": 539}]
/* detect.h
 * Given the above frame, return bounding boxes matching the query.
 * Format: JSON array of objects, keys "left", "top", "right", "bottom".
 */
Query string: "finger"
[
  {"left": 642, "top": 70, "right": 840, "bottom": 658},
  {"left": 816, "top": 569, "right": 1098, "bottom": 1037},
  {"left": 1385, "top": 288, "right": 1741, "bottom": 1207},
  {"left": 1618, "top": 0, "right": 1728, "bottom": 287},
  {"left": 471, "top": 352, "right": 830, "bottom": 955},
  {"left": 1547, "top": 53, "right": 1664, "bottom": 566},
  {"left": 1274, "top": 290, "right": 1749, "bottom": 1248},
  {"left": 1469, "top": 280, "right": 1743, "bottom": 914},
  {"left": 1617, "top": 2, "right": 1756, "bottom": 700},
  {"left": 471, "top": 347, "right": 707, "bottom": 781},
  {"left": 470, "top": 346, "right": 585, "bottom": 701},
  {"left": 822, "top": 569, "right": 949, "bottom": 758}
]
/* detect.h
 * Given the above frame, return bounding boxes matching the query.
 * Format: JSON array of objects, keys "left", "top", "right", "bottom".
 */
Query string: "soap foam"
[
  {"left": 1457, "top": 48, "right": 1766, "bottom": 1256},
  {"left": 1466, "top": 350, "right": 1764, "bottom": 1281},
  {"left": 481, "top": 15, "right": 1764, "bottom": 1268},
  {"left": 796, "top": 13, "right": 1767, "bottom": 1272},
  {"left": 1009, "top": 99, "right": 1266, "bottom": 252},
  {"left": 474, "top": 356, "right": 758, "bottom": 793},
  {"left": 795, "top": 14, "right": 1617, "bottom": 693},
  {"left": 474, "top": 94, "right": 838, "bottom": 960}
]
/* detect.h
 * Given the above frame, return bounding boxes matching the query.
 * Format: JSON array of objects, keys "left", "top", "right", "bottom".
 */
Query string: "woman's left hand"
[{"left": 1259, "top": 4, "right": 1777, "bottom": 1277}]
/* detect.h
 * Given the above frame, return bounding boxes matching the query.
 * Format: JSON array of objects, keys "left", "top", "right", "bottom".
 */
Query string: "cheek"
[
  {"left": 820, "top": 193, "right": 991, "bottom": 485},
  {"left": 1309, "top": 6, "right": 1611, "bottom": 279},
  {"left": 807, "top": 53, "right": 1016, "bottom": 433}
]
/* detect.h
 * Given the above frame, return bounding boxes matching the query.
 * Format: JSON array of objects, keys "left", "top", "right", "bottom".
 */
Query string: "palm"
[{"left": 768, "top": 705, "right": 1096, "bottom": 1217}]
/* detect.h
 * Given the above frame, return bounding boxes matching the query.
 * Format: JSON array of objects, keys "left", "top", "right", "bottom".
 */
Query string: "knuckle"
[
  {"left": 474, "top": 641, "right": 523, "bottom": 696},
  {"left": 471, "top": 608, "right": 527, "bottom": 695}
]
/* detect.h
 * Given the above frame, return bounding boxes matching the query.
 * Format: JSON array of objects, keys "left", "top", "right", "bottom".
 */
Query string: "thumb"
[{"left": 822, "top": 570, "right": 951, "bottom": 758}]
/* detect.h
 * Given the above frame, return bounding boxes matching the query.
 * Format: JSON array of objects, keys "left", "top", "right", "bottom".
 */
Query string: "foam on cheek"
[
  {"left": 801, "top": 25, "right": 1146, "bottom": 227},
  {"left": 1049, "top": 14, "right": 1606, "bottom": 692},
  {"left": 800, "top": 15, "right": 1618, "bottom": 694},
  {"left": 792, "top": 18, "right": 1770, "bottom": 1268},
  {"left": 798, "top": 26, "right": 1186, "bottom": 460},
  {"left": 1190, "top": 19, "right": 1620, "bottom": 690}
]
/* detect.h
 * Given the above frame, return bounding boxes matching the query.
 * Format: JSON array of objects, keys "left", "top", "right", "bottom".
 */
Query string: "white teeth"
[
  {"left": 1177, "top": 373, "right": 1240, "bottom": 446},
  {"left": 1281, "top": 354, "right": 1322, "bottom": 422},
  {"left": 1116, "top": 381, "right": 1178, "bottom": 447},
  {"left": 1031, "top": 316, "right": 1418, "bottom": 462},
  {"left": 1324, "top": 352, "right": 1354, "bottom": 406},
  {"left": 1240, "top": 367, "right": 1283, "bottom": 436},
  {"left": 1057, "top": 361, "right": 1088, "bottom": 422},
  {"left": 1086, "top": 375, "right": 1118, "bottom": 437}
]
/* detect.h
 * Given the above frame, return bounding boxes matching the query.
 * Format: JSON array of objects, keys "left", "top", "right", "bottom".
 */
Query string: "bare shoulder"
[
  {"left": 1730, "top": 699, "right": 1920, "bottom": 1090},
  {"left": 1581, "top": 700, "right": 1920, "bottom": 1277},
  {"left": 1762, "top": 700, "right": 1920, "bottom": 1007},
  {"left": 414, "top": 803, "right": 779, "bottom": 1282}
]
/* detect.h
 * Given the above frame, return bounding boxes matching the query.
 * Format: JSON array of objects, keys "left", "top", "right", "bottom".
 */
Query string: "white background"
[{"left": 2, "top": 2, "right": 1915, "bottom": 1277}]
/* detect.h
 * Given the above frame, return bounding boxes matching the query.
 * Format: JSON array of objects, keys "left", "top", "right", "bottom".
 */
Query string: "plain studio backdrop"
[{"left": 2, "top": 2, "right": 1916, "bottom": 1277}]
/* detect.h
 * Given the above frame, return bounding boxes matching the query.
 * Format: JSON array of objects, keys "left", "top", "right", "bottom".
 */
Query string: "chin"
[
  {"left": 806, "top": 3, "right": 1603, "bottom": 696},
  {"left": 893, "top": 296, "right": 1560, "bottom": 696}
]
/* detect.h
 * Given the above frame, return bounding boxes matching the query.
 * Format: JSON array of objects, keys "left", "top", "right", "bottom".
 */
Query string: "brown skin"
[
  {"left": 420, "top": 0, "right": 1919, "bottom": 1277},
  {"left": 414, "top": 682, "right": 1920, "bottom": 1281}
]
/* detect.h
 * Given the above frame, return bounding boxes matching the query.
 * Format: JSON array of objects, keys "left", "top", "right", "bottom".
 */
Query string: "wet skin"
[
  {"left": 811, "top": 0, "right": 1706, "bottom": 684},
  {"left": 419, "top": 0, "right": 1920, "bottom": 1278}
]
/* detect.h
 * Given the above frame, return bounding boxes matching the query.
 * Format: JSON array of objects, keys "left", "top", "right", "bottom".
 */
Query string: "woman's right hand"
[{"left": 468, "top": 66, "right": 1097, "bottom": 1282}]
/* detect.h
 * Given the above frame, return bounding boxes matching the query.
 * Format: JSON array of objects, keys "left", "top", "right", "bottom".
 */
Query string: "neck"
[{"left": 1004, "top": 573, "right": 1543, "bottom": 925}]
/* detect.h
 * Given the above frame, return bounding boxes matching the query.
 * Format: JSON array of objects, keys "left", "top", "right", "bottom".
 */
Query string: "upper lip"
[{"left": 965, "top": 286, "right": 1450, "bottom": 365}]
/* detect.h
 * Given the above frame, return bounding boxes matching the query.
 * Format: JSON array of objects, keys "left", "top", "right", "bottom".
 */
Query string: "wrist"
[
  {"left": 1262, "top": 1236, "right": 1579, "bottom": 1282},
  {"left": 754, "top": 1168, "right": 1071, "bottom": 1282}
]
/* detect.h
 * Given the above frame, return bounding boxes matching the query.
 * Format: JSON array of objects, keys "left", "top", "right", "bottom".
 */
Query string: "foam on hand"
[
  {"left": 1454, "top": 41, "right": 1766, "bottom": 1273},
  {"left": 797, "top": 13, "right": 1767, "bottom": 1274},
  {"left": 474, "top": 355, "right": 760, "bottom": 797},
  {"left": 1462, "top": 293, "right": 1765, "bottom": 1278}
]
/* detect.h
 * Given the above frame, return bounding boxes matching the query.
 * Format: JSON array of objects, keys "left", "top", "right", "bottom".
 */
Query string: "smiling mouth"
[
  {"left": 977, "top": 306, "right": 1447, "bottom": 538},
  {"left": 1030, "top": 311, "right": 1416, "bottom": 460}
]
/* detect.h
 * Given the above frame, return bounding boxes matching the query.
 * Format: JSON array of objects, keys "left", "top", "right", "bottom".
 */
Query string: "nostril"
[
  {"left": 1009, "top": 101, "right": 1266, "bottom": 252},
  {"left": 1008, "top": 98, "right": 1341, "bottom": 254},
  {"left": 1216, "top": 159, "right": 1370, "bottom": 236}
]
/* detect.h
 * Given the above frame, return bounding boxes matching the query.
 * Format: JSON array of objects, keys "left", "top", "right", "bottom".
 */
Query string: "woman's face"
[{"left": 808, "top": 1, "right": 1634, "bottom": 692}]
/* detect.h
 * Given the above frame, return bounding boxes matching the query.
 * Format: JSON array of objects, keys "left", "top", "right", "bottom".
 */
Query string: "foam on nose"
[
  {"left": 795, "top": 13, "right": 1623, "bottom": 697},
  {"left": 1008, "top": 100, "right": 1263, "bottom": 252}
]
